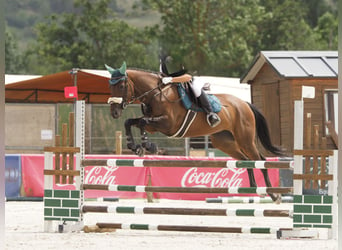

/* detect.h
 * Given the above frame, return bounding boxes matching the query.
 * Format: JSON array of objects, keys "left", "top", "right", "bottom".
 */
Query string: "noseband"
[{"left": 107, "top": 77, "right": 132, "bottom": 110}]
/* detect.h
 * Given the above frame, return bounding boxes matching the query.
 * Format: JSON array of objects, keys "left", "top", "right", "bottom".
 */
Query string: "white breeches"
[{"left": 189, "top": 76, "right": 206, "bottom": 97}]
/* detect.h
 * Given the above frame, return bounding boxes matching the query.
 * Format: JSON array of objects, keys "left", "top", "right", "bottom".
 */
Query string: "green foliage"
[
  {"left": 5, "top": 0, "right": 338, "bottom": 76},
  {"left": 302, "top": 0, "right": 337, "bottom": 27},
  {"left": 143, "top": 0, "right": 263, "bottom": 76},
  {"left": 141, "top": 0, "right": 337, "bottom": 77},
  {"left": 23, "top": 0, "right": 158, "bottom": 74},
  {"left": 314, "top": 12, "right": 338, "bottom": 49},
  {"left": 5, "top": 29, "right": 22, "bottom": 73},
  {"left": 257, "top": 0, "right": 317, "bottom": 51}
]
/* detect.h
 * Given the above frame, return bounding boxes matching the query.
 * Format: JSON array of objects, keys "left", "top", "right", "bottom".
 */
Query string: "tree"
[
  {"left": 24, "top": 0, "right": 158, "bottom": 74},
  {"left": 143, "top": 0, "right": 264, "bottom": 77},
  {"left": 141, "top": 0, "right": 328, "bottom": 77},
  {"left": 314, "top": 12, "right": 338, "bottom": 50},
  {"left": 5, "top": 29, "right": 22, "bottom": 73},
  {"left": 13, "top": 0, "right": 337, "bottom": 75},
  {"left": 302, "top": 0, "right": 337, "bottom": 28},
  {"left": 257, "top": 0, "right": 318, "bottom": 51}
]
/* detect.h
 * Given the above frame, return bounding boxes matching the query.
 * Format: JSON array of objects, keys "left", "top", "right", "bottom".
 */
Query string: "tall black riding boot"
[{"left": 198, "top": 90, "right": 221, "bottom": 127}]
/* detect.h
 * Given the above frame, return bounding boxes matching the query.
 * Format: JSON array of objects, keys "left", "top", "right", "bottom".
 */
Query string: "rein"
[
  {"left": 125, "top": 75, "right": 182, "bottom": 106},
  {"left": 126, "top": 78, "right": 162, "bottom": 104},
  {"left": 157, "top": 84, "right": 182, "bottom": 103}
]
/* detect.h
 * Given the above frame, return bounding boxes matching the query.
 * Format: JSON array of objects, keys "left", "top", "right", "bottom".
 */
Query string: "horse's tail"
[{"left": 247, "top": 102, "right": 284, "bottom": 156}]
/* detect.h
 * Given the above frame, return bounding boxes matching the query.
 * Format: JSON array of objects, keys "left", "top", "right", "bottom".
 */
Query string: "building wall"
[
  {"left": 250, "top": 64, "right": 285, "bottom": 155},
  {"left": 250, "top": 63, "right": 337, "bottom": 155},
  {"left": 279, "top": 79, "right": 291, "bottom": 153},
  {"left": 5, "top": 104, "right": 56, "bottom": 153}
]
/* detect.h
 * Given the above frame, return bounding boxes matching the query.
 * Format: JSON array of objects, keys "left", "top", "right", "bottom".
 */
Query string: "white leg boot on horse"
[{"left": 198, "top": 90, "right": 221, "bottom": 127}]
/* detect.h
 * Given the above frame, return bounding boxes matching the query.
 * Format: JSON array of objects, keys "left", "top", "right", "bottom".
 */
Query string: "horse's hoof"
[
  {"left": 269, "top": 193, "right": 281, "bottom": 204},
  {"left": 127, "top": 143, "right": 134, "bottom": 150},
  {"left": 145, "top": 142, "right": 158, "bottom": 154},
  {"left": 135, "top": 145, "right": 145, "bottom": 157},
  {"left": 275, "top": 195, "right": 282, "bottom": 204}
]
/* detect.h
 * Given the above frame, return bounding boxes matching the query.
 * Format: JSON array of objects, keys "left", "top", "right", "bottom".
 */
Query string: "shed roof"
[{"left": 240, "top": 51, "right": 338, "bottom": 83}]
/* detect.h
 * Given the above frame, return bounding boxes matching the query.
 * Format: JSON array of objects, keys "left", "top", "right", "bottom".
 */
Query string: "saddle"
[{"left": 177, "top": 83, "right": 222, "bottom": 113}]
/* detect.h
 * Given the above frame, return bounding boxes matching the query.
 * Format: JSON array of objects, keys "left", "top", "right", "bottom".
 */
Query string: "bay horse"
[{"left": 105, "top": 62, "right": 284, "bottom": 201}]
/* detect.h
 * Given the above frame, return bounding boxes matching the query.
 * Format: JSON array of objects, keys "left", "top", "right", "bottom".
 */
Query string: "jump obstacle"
[
  {"left": 81, "top": 205, "right": 291, "bottom": 217},
  {"left": 206, "top": 196, "right": 293, "bottom": 204},
  {"left": 87, "top": 223, "right": 290, "bottom": 234},
  {"left": 43, "top": 99, "right": 338, "bottom": 239}
]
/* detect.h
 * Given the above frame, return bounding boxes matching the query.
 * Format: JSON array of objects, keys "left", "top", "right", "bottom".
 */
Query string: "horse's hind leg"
[
  {"left": 240, "top": 144, "right": 280, "bottom": 202},
  {"left": 210, "top": 131, "right": 248, "bottom": 160},
  {"left": 210, "top": 131, "right": 259, "bottom": 186},
  {"left": 212, "top": 131, "right": 279, "bottom": 202}
]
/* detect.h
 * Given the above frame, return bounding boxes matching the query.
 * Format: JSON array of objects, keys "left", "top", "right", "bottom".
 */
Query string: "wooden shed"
[{"left": 241, "top": 51, "right": 338, "bottom": 155}]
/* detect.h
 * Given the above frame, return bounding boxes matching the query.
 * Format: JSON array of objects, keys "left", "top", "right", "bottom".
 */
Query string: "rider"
[{"left": 160, "top": 60, "right": 221, "bottom": 128}]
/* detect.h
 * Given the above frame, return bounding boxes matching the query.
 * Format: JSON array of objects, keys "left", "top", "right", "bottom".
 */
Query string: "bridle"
[
  {"left": 107, "top": 71, "right": 181, "bottom": 109},
  {"left": 108, "top": 74, "right": 165, "bottom": 110}
]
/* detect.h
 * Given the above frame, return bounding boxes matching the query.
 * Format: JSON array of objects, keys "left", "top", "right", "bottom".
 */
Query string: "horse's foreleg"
[
  {"left": 138, "top": 118, "right": 158, "bottom": 154},
  {"left": 124, "top": 118, "right": 144, "bottom": 155},
  {"left": 124, "top": 116, "right": 164, "bottom": 156}
]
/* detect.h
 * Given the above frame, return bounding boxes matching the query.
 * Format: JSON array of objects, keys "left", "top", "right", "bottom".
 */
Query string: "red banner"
[
  {"left": 21, "top": 154, "right": 45, "bottom": 197},
  {"left": 83, "top": 155, "right": 148, "bottom": 198},
  {"left": 21, "top": 154, "right": 279, "bottom": 200},
  {"left": 64, "top": 86, "right": 78, "bottom": 99},
  {"left": 150, "top": 166, "right": 278, "bottom": 200}
]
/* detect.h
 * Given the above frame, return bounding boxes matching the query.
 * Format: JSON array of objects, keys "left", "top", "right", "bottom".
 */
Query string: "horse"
[{"left": 105, "top": 62, "right": 284, "bottom": 202}]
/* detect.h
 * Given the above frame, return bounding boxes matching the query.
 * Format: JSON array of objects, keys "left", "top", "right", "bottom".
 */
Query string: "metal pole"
[
  {"left": 204, "top": 135, "right": 209, "bottom": 156},
  {"left": 0, "top": 0, "right": 5, "bottom": 246},
  {"left": 337, "top": 2, "right": 342, "bottom": 247},
  {"left": 185, "top": 137, "right": 189, "bottom": 156},
  {"left": 75, "top": 100, "right": 85, "bottom": 224},
  {"left": 70, "top": 68, "right": 79, "bottom": 144}
]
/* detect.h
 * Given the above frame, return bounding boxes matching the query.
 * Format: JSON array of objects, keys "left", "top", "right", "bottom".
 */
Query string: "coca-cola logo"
[
  {"left": 55, "top": 166, "right": 119, "bottom": 187},
  {"left": 84, "top": 166, "right": 118, "bottom": 185},
  {"left": 181, "top": 168, "right": 245, "bottom": 188}
]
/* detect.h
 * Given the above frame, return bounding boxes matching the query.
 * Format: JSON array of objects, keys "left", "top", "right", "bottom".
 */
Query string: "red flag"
[{"left": 64, "top": 86, "right": 78, "bottom": 99}]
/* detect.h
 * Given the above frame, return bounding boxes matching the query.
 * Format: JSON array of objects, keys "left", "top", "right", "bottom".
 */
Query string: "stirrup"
[{"left": 207, "top": 113, "right": 221, "bottom": 127}]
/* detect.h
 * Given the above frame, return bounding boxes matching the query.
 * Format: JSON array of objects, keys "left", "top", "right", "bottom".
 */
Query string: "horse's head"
[{"left": 105, "top": 62, "right": 129, "bottom": 119}]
